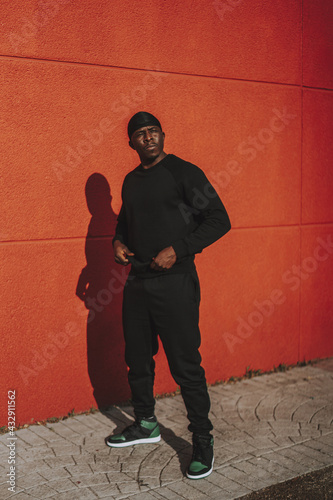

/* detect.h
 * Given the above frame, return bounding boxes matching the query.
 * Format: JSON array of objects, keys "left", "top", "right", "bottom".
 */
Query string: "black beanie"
[{"left": 127, "top": 111, "right": 162, "bottom": 139}]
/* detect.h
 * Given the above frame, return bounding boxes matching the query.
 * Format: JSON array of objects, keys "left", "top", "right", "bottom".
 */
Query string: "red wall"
[{"left": 1, "top": 0, "right": 332, "bottom": 426}]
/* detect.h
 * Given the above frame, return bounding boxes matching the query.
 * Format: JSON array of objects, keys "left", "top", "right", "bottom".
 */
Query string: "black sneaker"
[
  {"left": 186, "top": 434, "right": 214, "bottom": 479},
  {"left": 106, "top": 416, "right": 161, "bottom": 448}
]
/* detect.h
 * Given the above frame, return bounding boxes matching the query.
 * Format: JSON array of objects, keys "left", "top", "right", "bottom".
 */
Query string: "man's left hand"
[{"left": 150, "top": 246, "right": 177, "bottom": 271}]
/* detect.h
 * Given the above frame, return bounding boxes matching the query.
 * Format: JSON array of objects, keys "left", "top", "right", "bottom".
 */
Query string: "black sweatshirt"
[{"left": 114, "top": 154, "right": 231, "bottom": 278}]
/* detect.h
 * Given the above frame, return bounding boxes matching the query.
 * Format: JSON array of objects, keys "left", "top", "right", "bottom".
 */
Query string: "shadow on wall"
[{"left": 76, "top": 173, "right": 130, "bottom": 408}]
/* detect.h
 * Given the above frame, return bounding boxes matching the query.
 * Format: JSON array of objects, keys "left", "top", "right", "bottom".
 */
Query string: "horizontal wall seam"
[
  {"left": 1, "top": 222, "right": 333, "bottom": 245},
  {"left": 0, "top": 53, "right": 304, "bottom": 89}
]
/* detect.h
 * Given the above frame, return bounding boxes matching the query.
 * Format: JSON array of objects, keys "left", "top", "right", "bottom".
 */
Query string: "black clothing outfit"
[{"left": 114, "top": 154, "right": 231, "bottom": 434}]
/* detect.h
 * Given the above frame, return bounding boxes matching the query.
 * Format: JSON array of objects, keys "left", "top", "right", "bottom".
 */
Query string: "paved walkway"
[{"left": 1, "top": 359, "right": 333, "bottom": 500}]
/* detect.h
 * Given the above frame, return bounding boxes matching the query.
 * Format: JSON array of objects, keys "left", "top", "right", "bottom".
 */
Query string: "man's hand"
[
  {"left": 150, "top": 246, "right": 177, "bottom": 271},
  {"left": 113, "top": 240, "right": 134, "bottom": 265}
]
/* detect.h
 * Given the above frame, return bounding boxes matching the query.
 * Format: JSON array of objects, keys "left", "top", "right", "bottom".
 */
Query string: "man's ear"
[{"left": 129, "top": 140, "right": 135, "bottom": 150}]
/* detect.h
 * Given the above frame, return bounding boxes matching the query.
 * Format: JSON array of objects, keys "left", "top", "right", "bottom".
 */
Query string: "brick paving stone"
[
  {"left": 72, "top": 415, "right": 96, "bottom": 428},
  {"left": 299, "top": 422, "right": 321, "bottom": 438},
  {"left": 117, "top": 479, "right": 141, "bottom": 495},
  {"left": 25, "top": 483, "right": 57, "bottom": 498},
  {"left": 29, "top": 425, "right": 65, "bottom": 442},
  {"left": 151, "top": 486, "right": 186, "bottom": 499},
  {"left": 289, "top": 435, "right": 312, "bottom": 445},
  {"left": 160, "top": 463, "right": 184, "bottom": 486},
  {"left": 220, "top": 429, "right": 250, "bottom": 443},
  {"left": 70, "top": 472, "right": 109, "bottom": 487},
  {"left": 89, "top": 482, "right": 120, "bottom": 498},
  {"left": 220, "top": 412, "right": 245, "bottom": 427},
  {"left": 268, "top": 421, "right": 301, "bottom": 437},
  {"left": 39, "top": 467, "right": 70, "bottom": 481},
  {"left": 304, "top": 438, "right": 333, "bottom": 455},
  {"left": 90, "top": 461, "right": 121, "bottom": 473},
  {"left": 237, "top": 394, "right": 266, "bottom": 422},
  {"left": 232, "top": 460, "right": 278, "bottom": 485},
  {"left": 51, "top": 443, "right": 81, "bottom": 456},
  {"left": 139, "top": 474, "right": 161, "bottom": 488},
  {"left": 244, "top": 436, "right": 277, "bottom": 450},
  {"left": 274, "top": 395, "right": 311, "bottom": 421},
  {"left": 167, "top": 480, "right": 210, "bottom": 499},
  {"left": 291, "top": 443, "right": 333, "bottom": 465},
  {"left": 17, "top": 445, "right": 55, "bottom": 461},
  {"left": 45, "top": 422, "right": 81, "bottom": 441},
  {"left": 263, "top": 450, "right": 308, "bottom": 474},
  {"left": 106, "top": 471, "right": 136, "bottom": 483},
  {"left": 248, "top": 456, "right": 296, "bottom": 480},
  {"left": 16, "top": 472, "right": 47, "bottom": 489},
  {"left": 61, "top": 419, "right": 93, "bottom": 435},
  {"left": 126, "top": 492, "right": 161, "bottom": 500},
  {"left": 311, "top": 403, "right": 333, "bottom": 426},
  {"left": 14, "top": 429, "right": 47, "bottom": 447},
  {"left": 94, "top": 454, "right": 122, "bottom": 470},
  {"left": 292, "top": 398, "right": 330, "bottom": 423},
  {"left": 6, "top": 494, "right": 34, "bottom": 500},
  {"left": 277, "top": 446, "right": 327, "bottom": 469},
  {"left": 18, "top": 459, "right": 52, "bottom": 475},
  {"left": 219, "top": 464, "right": 268, "bottom": 491},
  {"left": 64, "top": 463, "right": 92, "bottom": 476},
  {"left": 269, "top": 435, "right": 294, "bottom": 448},
  {"left": 78, "top": 414, "right": 111, "bottom": 431},
  {"left": 50, "top": 487, "right": 97, "bottom": 499},
  {"left": 212, "top": 446, "right": 237, "bottom": 466},
  {"left": 185, "top": 475, "right": 228, "bottom": 497},
  {"left": 72, "top": 455, "right": 96, "bottom": 467},
  {"left": 318, "top": 426, "right": 333, "bottom": 436},
  {"left": 44, "top": 456, "right": 76, "bottom": 468},
  {"left": 222, "top": 441, "right": 257, "bottom": 456},
  {"left": 86, "top": 438, "right": 107, "bottom": 450},
  {"left": 139, "top": 445, "right": 175, "bottom": 471},
  {"left": 208, "top": 471, "right": 253, "bottom": 497},
  {"left": 47, "top": 477, "right": 79, "bottom": 493}
]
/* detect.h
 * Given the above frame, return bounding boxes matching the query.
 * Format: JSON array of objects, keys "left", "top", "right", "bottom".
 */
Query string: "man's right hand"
[{"left": 113, "top": 240, "right": 134, "bottom": 266}]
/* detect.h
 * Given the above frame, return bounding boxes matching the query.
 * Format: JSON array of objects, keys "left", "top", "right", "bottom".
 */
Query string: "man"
[{"left": 106, "top": 111, "right": 231, "bottom": 479}]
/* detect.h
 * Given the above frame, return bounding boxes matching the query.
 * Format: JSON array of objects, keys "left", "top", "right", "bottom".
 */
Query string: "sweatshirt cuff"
[{"left": 172, "top": 239, "right": 189, "bottom": 260}]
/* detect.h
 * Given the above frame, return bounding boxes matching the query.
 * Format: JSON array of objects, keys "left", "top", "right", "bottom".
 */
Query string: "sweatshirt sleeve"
[
  {"left": 171, "top": 164, "right": 231, "bottom": 259},
  {"left": 112, "top": 203, "right": 128, "bottom": 246}
]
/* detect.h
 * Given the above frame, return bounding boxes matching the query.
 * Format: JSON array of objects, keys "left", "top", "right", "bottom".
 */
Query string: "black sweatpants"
[{"left": 122, "top": 269, "right": 213, "bottom": 435}]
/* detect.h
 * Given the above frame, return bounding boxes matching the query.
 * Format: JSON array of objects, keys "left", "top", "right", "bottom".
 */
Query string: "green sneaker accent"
[
  {"left": 188, "top": 461, "right": 207, "bottom": 473},
  {"left": 140, "top": 419, "right": 159, "bottom": 431},
  {"left": 106, "top": 417, "right": 161, "bottom": 448}
]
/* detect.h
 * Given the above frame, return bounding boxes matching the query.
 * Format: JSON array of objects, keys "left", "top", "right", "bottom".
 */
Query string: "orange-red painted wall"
[{"left": 1, "top": 0, "right": 332, "bottom": 426}]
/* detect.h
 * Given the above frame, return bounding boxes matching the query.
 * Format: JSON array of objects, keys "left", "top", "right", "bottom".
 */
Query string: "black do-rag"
[{"left": 127, "top": 111, "right": 162, "bottom": 139}]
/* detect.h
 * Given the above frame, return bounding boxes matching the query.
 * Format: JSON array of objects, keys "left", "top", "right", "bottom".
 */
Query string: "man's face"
[{"left": 129, "top": 125, "right": 165, "bottom": 165}]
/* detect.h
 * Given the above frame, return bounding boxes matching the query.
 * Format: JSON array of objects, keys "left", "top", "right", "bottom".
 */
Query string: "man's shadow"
[{"left": 76, "top": 173, "right": 130, "bottom": 408}]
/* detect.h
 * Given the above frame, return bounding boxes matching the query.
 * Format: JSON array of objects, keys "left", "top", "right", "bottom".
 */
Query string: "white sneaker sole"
[
  {"left": 106, "top": 435, "right": 161, "bottom": 448},
  {"left": 186, "top": 457, "right": 214, "bottom": 480}
]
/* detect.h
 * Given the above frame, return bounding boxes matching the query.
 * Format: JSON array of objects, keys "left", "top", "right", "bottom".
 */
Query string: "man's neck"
[{"left": 141, "top": 151, "right": 167, "bottom": 169}]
